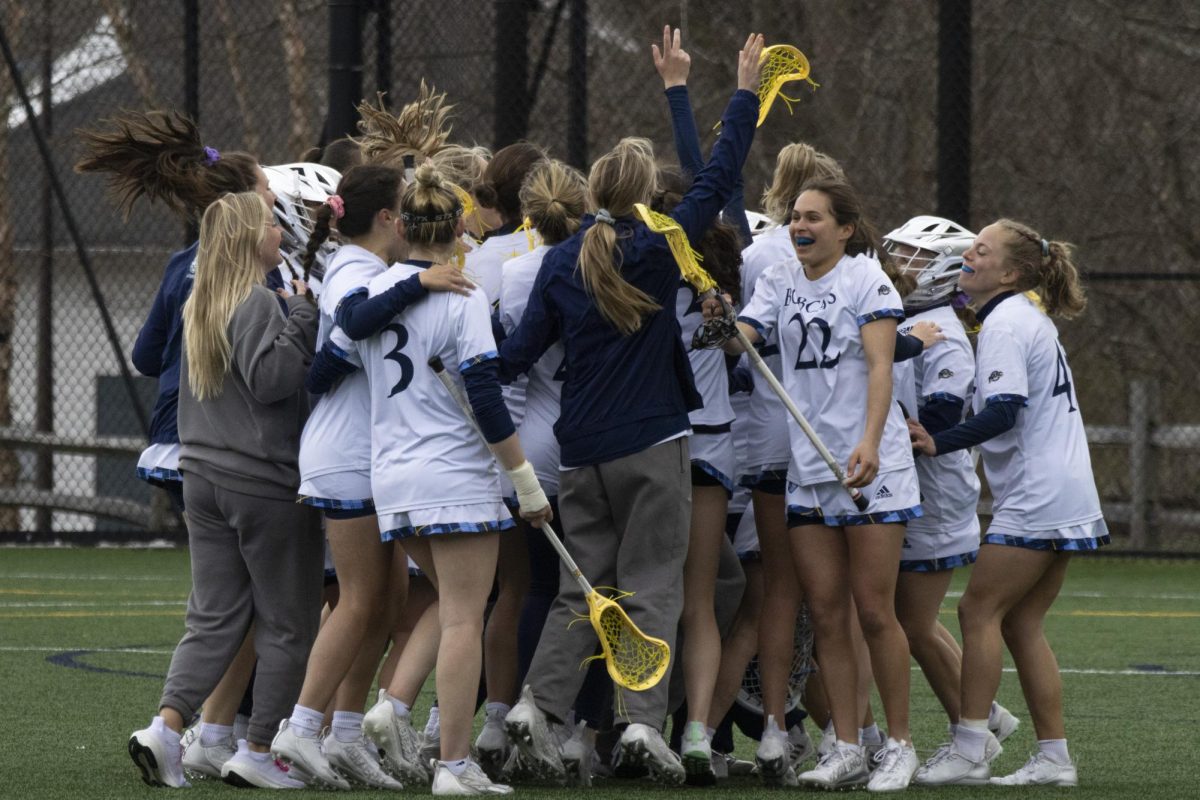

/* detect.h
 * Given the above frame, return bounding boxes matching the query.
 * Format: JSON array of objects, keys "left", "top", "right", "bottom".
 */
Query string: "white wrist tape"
[{"left": 506, "top": 461, "right": 549, "bottom": 516}]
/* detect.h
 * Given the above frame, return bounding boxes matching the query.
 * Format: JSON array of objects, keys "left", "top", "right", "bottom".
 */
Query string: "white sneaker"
[
  {"left": 618, "top": 723, "right": 685, "bottom": 785},
  {"left": 717, "top": 752, "right": 755, "bottom": 777},
  {"left": 866, "top": 738, "right": 919, "bottom": 792},
  {"left": 222, "top": 740, "right": 307, "bottom": 789},
  {"left": 363, "top": 692, "right": 432, "bottom": 785},
  {"left": 680, "top": 720, "right": 716, "bottom": 786},
  {"left": 990, "top": 752, "right": 1078, "bottom": 787},
  {"left": 756, "top": 721, "right": 798, "bottom": 786},
  {"left": 559, "top": 721, "right": 598, "bottom": 787},
  {"left": 270, "top": 721, "right": 350, "bottom": 789},
  {"left": 796, "top": 741, "right": 870, "bottom": 789},
  {"left": 788, "top": 721, "right": 816, "bottom": 768},
  {"left": 432, "top": 760, "right": 514, "bottom": 795},
  {"left": 473, "top": 709, "right": 510, "bottom": 780},
  {"left": 503, "top": 685, "right": 565, "bottom": 782},
  {"left": 816, "top": 721, "right": 836, "bottom": 760},
  {"left": 324, "top": 734, "right": 404, "bottom": 789},
  {"left": 989, "top": 702, "right": 1021, "bottom": 743},
  {"left": 914, "top": 732, "right": 1001, "bottom": 786},
  {"left": 180, "top": 726, "right": 235, "bottom": 779},
  {"left": 128, "top": 717, "right": 190, "bottom": 788}
]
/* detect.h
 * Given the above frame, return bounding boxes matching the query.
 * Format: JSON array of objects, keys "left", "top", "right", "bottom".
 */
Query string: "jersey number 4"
[
  {"left": 1052, "top": 342, "right": 1077, "bottom": 412},
  {"left": 383, "top": 323, "right": 414, "bottom": 396},
  {"left": 788, "top": 313, "right": 841, "bottom": 370}
]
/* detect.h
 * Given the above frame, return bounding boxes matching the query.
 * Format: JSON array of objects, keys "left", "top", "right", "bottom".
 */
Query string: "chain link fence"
[{"left": 1, "top": 0, "right": 1197, "bottom": 550}]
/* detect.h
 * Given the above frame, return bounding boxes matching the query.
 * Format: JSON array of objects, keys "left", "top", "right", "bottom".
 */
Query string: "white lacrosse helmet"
[
  {"left": 744, "top": 210, "right": 778, "bottom": 236},
  {"left": 264, "top": 162, "right": 343, "bottom": 283},
  {"left": 882, "top": 215, "right": 976, "bottom": 310}
]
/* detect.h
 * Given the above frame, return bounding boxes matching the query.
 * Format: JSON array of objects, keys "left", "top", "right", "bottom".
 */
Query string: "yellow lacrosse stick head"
[
  {"left": 751, "top": 44, "right": 820, "bottom": 128},
  {"left": 633, "top": 203, "right": 717, "bottom": 293},
  {"left": 582, "top": 590, "right": 670, "bottom": 691}
]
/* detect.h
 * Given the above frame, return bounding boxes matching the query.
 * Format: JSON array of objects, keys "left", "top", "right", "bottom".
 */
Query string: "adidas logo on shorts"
[{"left": 874, "top": 484, "right": 892, "bottom": 500}]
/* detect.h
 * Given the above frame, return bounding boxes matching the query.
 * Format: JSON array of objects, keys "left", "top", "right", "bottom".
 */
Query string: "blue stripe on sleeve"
[
  {"left": 857, "top": 308, "right": 905, "bottom": 326},
  {"left": 736, "top": 316, "right": 765, "bottom": 338}
]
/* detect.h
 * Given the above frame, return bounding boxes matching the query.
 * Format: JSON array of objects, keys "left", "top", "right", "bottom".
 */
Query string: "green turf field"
[{"left": 1, "top": 547, "right": 1197, "bottom": 798}]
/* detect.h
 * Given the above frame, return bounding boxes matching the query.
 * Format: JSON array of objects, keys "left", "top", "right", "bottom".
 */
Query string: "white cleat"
[
  {"left": 128, "top": 717, "right": 191, "bottom": 788},
  {"left": 503, "top": 686, "right": 566, "bottom": 782},
  {"left": 989, "top": 702, "right": 1021, "bottom": 743},
  {"left": 680, "top": 720, "right": 716, "bottom": 786},
  {"left": 914, "top": 732, "right": 1001, "bottom": 786},
  {"left": 990, "top": 752, "right": 1078, "bottom": 787},
  {"left": 181, "top": 726, "right": 235, "bottom": 780},
  {"left": 866, "top": 738, "right": 919, "bottom": 793},
  {"left": 797, "top": 741, "right": 870, "bottom": 789},
  {"left": 222, "top": 740, "right": 307, "bottom": 789},
  {"left": 788, "top": 721, "right": 816, "bottom": 769},
  {"left": 617, "top": 723, "right": 685, "bottom": 786},
  {"left": 559, "top": 720, "right": 598, "bottom": 787},
  {"left": 363, "top": 692, "right": 431, "bottom": 785},
  {"left": 432, "top": 760, "right": 515, "bottom": 795},
  {"left": 755, "top": 721, "right": 798, "bottom": 787},
  {"left": 324, "top": 734, "right": 404, "bottom": 789},
  {"left": 473, "top": 709, "right": 510, "bottom": 781},
  {"left": 270, "top": 722, "right": 350, "bottom": 790}
]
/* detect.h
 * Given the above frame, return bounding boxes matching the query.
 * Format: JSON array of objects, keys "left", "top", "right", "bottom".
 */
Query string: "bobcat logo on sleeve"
[
  {"left": 877, "top": 284, "right": 892, "bottom": 296},
  {"left": 988, "top": 370, "right": 1004, "bottom": 383},
  {"left": 938, "top": 368, "right": 954, "bottom": 379}
]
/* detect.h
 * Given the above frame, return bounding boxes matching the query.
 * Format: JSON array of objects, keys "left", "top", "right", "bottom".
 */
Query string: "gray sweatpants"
[
  {"left": 160, "top": 473, "right": 323, "bottom": 745},
  {"left": 527, "top": 438, "right": 691, "bottom": 729}
]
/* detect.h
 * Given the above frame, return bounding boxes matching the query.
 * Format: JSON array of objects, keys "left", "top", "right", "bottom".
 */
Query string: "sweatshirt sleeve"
[
  {"left": 231, "top": 290, "right": 319, "bottom": 405},
  {"left": 131, "top": 276, "right": 174, "bottom": 377},
  {"left": 669, "top": 89, "right": 758, "bottom": 244}
]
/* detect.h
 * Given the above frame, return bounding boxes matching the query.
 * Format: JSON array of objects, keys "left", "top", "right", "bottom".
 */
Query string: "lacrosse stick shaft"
[
  {"left": 734, "top": 327, "right": 870, "bottom": 511},
  {"left": 428, "top": 357, "right": 598, "bottom": 597}
]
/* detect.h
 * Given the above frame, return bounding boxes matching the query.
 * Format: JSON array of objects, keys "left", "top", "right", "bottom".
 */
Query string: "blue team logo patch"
[
  {"left": 938, "top": 368, "right": 954, "bottom": 379},
  {"left": 787, "top": 480, "right": 799, "bottom": 493},
  {"left": 874, "top": 484, "right": 893, "bottom": 500},
  {"left": 877, "top": 284, "right": 892, "bottom": 295},
  {"left": 988, "top": 370, "right": 1004, "bottom": 383}
]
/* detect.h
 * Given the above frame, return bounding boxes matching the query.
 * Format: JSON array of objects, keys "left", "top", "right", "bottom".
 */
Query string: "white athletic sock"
[
  {"left": 948, "top": 722, "right": 959, "bottom": 738},
  {"left": 424, "top": 705, "right": 440, "bottom": 736},
  {"left": 200, "top": 722, "right": 233, "bottom": 747},
  {"left": 246, "top": 747, "right": 272, "bottom": 763},
  {"left": 288, "top": 704, "right": 325, "bottom": 738},
  {"left": 484, "top": 702, "right": 511, "bottom": 720},
  {"left": 387, "top": 693, "right": 411, "bottom": 718},
  {"left": 706, "top": 726, "right": 716, "bottom": 739},
  {"left": 441, "top": 757, "right": 470, "bottom": 776},
  {"left": 954, "top": 718, "right": 990, "bottom": 762},
  {"left": 987, "top": 701, "right": 1004, "bottom": 727},
  {"left": 233, "top": 713, "right": 250, "bottom": 743},
  {"left": 331, "top": 711, "right": 364, "bottom": 743},
  {"left": 1037, "top": 738, "right": 1070, "bottom": 764},
  {"left": 859, "top": 724, "right": 883, "bottom": 746}
]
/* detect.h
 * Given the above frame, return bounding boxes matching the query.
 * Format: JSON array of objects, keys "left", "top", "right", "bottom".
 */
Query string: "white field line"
[
  {"left": 0, "top": 573, "right": 181, "bottom": 582},
  {"left": 944, "top": 590, "right": 1200, "bottom": 602},
  {"left": 0, "top": 600, "right": 184, "bottom": 608}
]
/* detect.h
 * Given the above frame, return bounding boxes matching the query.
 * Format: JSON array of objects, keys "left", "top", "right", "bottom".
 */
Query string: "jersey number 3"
[
  {"left": 788, "top": 313, "right": 841, "bottom": 370},
  {"left": 383, "top": 323, "right": 414, "bottom": 396}
]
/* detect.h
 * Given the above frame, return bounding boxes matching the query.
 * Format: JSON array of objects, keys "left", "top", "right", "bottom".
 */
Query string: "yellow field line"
[{"left": 0, "top": 610, "right": 185, "bottom": 619}]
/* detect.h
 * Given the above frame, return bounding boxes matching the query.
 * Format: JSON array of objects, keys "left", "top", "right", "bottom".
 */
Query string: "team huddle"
[{"left": 76, "top": 27, "right": 1106, "bottom": 796}]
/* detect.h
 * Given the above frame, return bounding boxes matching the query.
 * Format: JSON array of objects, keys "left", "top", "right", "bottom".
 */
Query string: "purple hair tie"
[{"left": 202, "top": 146, "right": 221, "bottom": 166}]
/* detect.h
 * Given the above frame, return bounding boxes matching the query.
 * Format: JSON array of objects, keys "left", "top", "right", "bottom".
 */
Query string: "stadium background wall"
[{"left": 0, "top": 0, "right": 1197, "bottom": 551}]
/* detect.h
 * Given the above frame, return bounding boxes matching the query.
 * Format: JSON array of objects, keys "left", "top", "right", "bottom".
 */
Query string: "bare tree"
[
  {"left": 214, "top": 0, "right": 261, "bottom": 156},
  {"left": 276, "top": 0, "right": 312, "bottom": 159},
  {"left": 97, "top": 0, "right": 158, "bottom": 107}
]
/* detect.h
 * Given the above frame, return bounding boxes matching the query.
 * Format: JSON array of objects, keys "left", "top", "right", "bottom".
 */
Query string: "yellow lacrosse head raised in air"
[
  {"left": 577, "top": 589, "right": 670, "bottom": 691},
  {"left": 756, "top": 44, "right": 819, "bottom": 127},
  {"left": 633, "top": 203, "right": 716, "bottom": 293}
]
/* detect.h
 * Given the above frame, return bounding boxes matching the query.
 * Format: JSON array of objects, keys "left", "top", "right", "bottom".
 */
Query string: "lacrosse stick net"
[{"left": 633, "top": 203, "right": 715, "bottom": 293}]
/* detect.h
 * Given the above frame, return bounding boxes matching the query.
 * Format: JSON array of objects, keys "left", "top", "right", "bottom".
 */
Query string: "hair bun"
[{"left": 413, "top": 161, "right": 443, "bottom": 189}]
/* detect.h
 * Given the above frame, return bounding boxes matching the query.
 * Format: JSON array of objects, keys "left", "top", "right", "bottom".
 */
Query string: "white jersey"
[
  {"left": 676, "top": 282, "right": 734, "bottom": 427},
  {"left": 973, "top": 294, "right": 1103, "bottom": 531},
  {"left": 298, "top": 245, "right": 382, "bottom": 494},
  {"left": 465, "top": 228, "right": 536, "bottom": 305},
  {"left": 893, "top": 304, "right": 981, "bottom": 538},
  {"left": 738, "top": 225, "right": 797, "bottom": 473},
  {"left": 498, "top": 245, "right": 564, "bottom": 494},
  {"left": 740, "top": 253, "right": 913, "bottom": 486},
  {"left": 359, "top": 261, "right": 503, "bottom": 514}
]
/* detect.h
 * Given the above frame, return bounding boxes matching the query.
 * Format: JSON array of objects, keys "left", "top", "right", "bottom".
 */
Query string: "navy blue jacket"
[
  {"left": 131, "top": 242, "right": 199, "bottom": 445},
  {"left": 498, "top": 88, "right": 758, "bottom": 467}
]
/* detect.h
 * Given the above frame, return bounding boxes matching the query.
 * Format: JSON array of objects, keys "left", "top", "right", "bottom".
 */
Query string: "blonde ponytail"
[
  {"left": 995, "top": 218, "right": 1086, "bottom": 319},
  {"left": 183, "top": 193, "right": 271, "bottom": 400}
]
